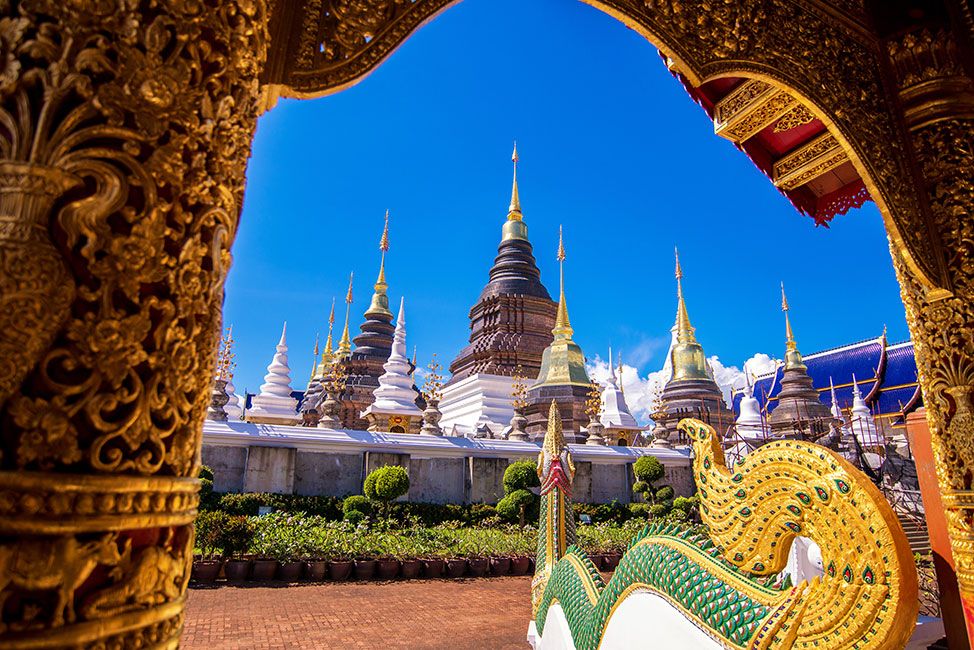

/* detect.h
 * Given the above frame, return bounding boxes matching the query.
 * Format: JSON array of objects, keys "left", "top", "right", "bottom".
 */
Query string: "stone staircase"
[{"left": 897, "top": 512, "right": 931, "bottom": 556}]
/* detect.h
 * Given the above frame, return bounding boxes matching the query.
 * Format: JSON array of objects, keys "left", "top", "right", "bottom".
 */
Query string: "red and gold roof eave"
[{"left": 666, "top": 63, "right": 873, "bottom": 226}]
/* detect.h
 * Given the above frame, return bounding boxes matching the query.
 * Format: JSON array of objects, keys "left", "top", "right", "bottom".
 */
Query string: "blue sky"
[{"left": 224, "top": 0, "right": 908, "bottom": 399}]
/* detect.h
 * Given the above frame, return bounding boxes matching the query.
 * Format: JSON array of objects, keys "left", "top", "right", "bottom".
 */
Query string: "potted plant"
[
  {"left": 305, "top": 524, "right": 330, "bottom": 582},
  {"left": 192, "top": 511, "right": 226, "bottom": 584},
  {"left": 352, "top": 529, "right": 376, "bottom": 580},
  {"left": 219, "top": 516, "right": 254, "bottom": 583},
  {"left": 462, "top": 532, "right": 489, "bottom": 578},
  {"left": 395, "top": 535, "right": 422, "bottom": 579},
  {"left": 325, "top": 525, "right": 355, "bottom": 581},
  {"left": 374, "top": 534, "right": 401, "bottom": 581}
]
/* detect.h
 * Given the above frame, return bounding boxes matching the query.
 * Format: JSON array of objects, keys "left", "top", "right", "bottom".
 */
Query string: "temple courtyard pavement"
[{"left": 183, "top": 577, "right": 533, "bottom": 649}]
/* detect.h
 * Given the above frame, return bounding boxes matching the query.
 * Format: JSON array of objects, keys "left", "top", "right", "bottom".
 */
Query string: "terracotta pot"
[
  {"left": 509, "top": 556, "right": 531, "bottom": 576},
  {"left": 468, "top": 557, "right": 489, "bottom": 578},
  {"left": 252, "top": 559, "right": 278, "bottom": 581},
  {"left": 376, "top": 559, "right": 400, "bottom": 581},
  {"left": 528, "top": 557, "right": 536, "bottom": 572},
  {"left": 401, "top": 559, "right": 422, "bottom": 579},
  {"left": 305, "top": 560, "right": 327, "bottom": 581},
  {"left": 354, "top": 559, "right": 376, "bottom": 580},
  {"left": 278, "top": 560, "right": 303, "bottom": 582},
  {"left": 328, "top": 560, "right": 354, "bottom": 581},
  {"left": 603, "top": 553, "right": 621, "bottom": 570},
  {"left": 224, "top": 559, "right": 250, "bottom": 583},
  {"left": 445, "top": 559, "right": 467, "bottom": 578},
  {"left": 192, "top": 559, "right": 222, "bottom": 584},
  {"left": 489, "top": 557, "right": 511, "bottom": 577},
  {"left": 423, "top": 559, "right": 445, "bottom": 578},
  {"left": 588, "top": 554, "right": 605, "bottom": 569}
]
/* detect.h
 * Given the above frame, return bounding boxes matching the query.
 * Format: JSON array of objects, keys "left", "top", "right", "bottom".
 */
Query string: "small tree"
[
  {"left": 632, "top": 456, "right": 672, "bottom": 515},
  {"left": 364, "top": 466, "right": 410, "bottom": 517},
  {"left": 498, "top": 460, "right": 540, "bottom": 527}
]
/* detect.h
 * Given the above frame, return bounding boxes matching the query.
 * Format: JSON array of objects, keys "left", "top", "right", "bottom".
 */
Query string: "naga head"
[{"left": 538, "top": 400, "right": 574, "bottom": 494}]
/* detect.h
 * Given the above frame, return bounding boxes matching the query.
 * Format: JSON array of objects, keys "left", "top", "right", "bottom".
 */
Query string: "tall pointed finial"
[
  {"left": 323, "top": 297, "right": 336, "bottom": 355},
  {"left": 829, "top": 376, "right": 843, "bottom": 419},
  {"left": 617, "top": 351, "right": 625, "bottom": 395},
  {"left": 609, "top": 347, "right": 615, "bottom": 380},
  {"left": 780, "top": 282, "right": 805, "bottom": 370},
  {"left": 310, "top": 332, "right": 320, "bottom": 381},
  {"left": 365, "top": 211, "right": 393, "bottom": 318},
  {"left": 674, "top": 247, "right": 696, "bottom": 343},
  {"left": 337, "top": 272, "right": 354, "bottom": 357},
  {"left": 553, "top": 225, "right": 573, "bottom": 339},
  {"left": 508, "top": 142, "right": 522, "bottom": 219}
]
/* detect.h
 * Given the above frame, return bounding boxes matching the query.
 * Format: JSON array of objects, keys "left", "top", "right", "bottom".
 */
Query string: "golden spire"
[
  {"left": 669, "top": 250, "right": 709, "bottom": 382},
  {"left": 553, "top": 225, "right": 573, "bottom": 340},
  {"left": 502, "top": 142, "right": 529, "bottom": 242},
  {"left": 508, "top": 142, "right": 522, "bottom": 220},
  {"left": 781, "top": 282, "right": 806, "bottom": 370},
  {"left": 674, "top": 247, "right": 696, "bottom": 344},
  {"left": 367, "top": 211, "right": 393, "bottom": 317},
  {"left": 323, "top": 297, "right": 336, "bottom": 356},
  {"left": 337, "top": 272, "right": 354, "bottom": 358},
  {"left": 617, "top": 351, "right": 624, "bottom": 395},
  {"left": 310, "top": 332, "right": 320, "bottom": 382}
]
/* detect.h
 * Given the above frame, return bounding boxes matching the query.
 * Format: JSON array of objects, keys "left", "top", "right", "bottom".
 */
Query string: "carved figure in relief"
[
  {"left": 0, "top": 533, "right": 129, "bottom": 631},
  {"left": 82, "top": 528, "right": 190, "bottom": 619}
]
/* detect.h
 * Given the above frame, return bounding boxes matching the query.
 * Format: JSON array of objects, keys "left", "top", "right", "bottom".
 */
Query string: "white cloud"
[{"left": 586, "top": 352, "right": 779, "bottom": 426}]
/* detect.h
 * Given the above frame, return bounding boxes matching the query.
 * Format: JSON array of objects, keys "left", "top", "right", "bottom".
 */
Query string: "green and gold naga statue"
[{"left": 529, "top": 406, "right": 919, "bottom": 649}]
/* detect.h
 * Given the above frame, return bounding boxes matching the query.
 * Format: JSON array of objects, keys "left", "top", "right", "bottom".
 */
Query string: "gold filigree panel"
[{"left": 772, "top": 132, "right": 848, "bottom": 191}]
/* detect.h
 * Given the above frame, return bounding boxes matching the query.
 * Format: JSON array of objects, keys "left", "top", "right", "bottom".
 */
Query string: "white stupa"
[
  {"left": 224, "top": 378, "right": 244, "bottom": 420},
  {"left": 828, "top": 377, "right": 845, "bottom": 423},
  {"left": 245, "top": 322, "right": 300, "bottom": 425},
  {"left": 361, "top": 298, "right": 423, "bottom": 433},
  {"left": 599, "top": 348, "right": 643, "bottom": 445},
  {"left": 850, "top": 374, "right": 882, "bottom": 450},
  {"left": 735, "top": 367, "right": 764, "bottom": 438}
]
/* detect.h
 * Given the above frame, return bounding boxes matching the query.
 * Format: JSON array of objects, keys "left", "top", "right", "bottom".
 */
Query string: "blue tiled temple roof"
[{"left": 733, "top": 336, "right": 920, "bottom": 423}]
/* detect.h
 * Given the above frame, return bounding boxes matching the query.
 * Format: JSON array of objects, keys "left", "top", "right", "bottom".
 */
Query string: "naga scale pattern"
[{"left": 532, "top": 418, "right": 919, "bottom": 649}]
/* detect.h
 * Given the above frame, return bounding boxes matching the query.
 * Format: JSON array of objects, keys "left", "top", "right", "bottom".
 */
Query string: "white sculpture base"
[
  {"left": 439, "top": 373, "right": 516, "bottom": 436},
  {"left": 245, "top": 395, "right": 299, "bottom": 425}
]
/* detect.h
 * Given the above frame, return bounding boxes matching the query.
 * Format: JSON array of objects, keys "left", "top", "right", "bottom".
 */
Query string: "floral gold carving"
[
  {"left": 0, "top": 0, "right": 267, "bottom": 643},
  {"left": 773, "top": 132, "right": 848, "bottom": 191},
  {"left": 773, "top": 105, "right": 815, "bottom": 132}
]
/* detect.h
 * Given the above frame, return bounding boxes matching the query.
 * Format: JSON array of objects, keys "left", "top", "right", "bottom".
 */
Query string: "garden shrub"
[
  {"left": 217, "top": 515, "right": 255, "bottom": 559},
  {"left": 344, "top": 510, "right": 366, "bottom": 526},
  {"left": 199, "top": 465, "right": 215, "bottom": 481},
  {"left": 649, "top": 503, "right": 670, "bottom": 519},
  {"left": 503, "top": 460, "right": 540, "bottom": 494},
  {"left": 194, "top": 510, "right": 227, "bottom": 557},
  {"left": 497, "top": 489, "right": 535, "bottom": 523},
  {"left": 364, "top": 466, "right": 410, "bottom": 504},
  {"left": 628, "top": 503, "right": 650, "bottom": 519},
  {"left": 343, "top": 495, "right": 373, "bottom": 516},
  {"left": 632, "top": 456, "right": 671, "bottom": 505}
]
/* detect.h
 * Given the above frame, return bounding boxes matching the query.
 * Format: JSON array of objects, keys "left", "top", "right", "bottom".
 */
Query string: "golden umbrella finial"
[
  {"left": 323, "top": 297, "right": 336, "bottom": 358},
  {"left": 674, "top": 247, "right": 695, "bottom": 344},
  {"left": 380, "top": 209, "right": 390, "bottom": 253},
  {"left": 338, "top": 272, "right": 354, "bottom": 358},
  {"left": 508, "top": 141, "right": 522, "bottom": 219},
  {"left": 553, "top": 225, "right": 573, "bottom": 339},
  {"left": 780, "top": 282, "right": 805, "bottom": 370}
]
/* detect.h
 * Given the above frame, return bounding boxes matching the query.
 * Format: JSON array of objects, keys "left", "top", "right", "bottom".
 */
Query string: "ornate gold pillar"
[
  {"left": 0, "top": 0, "right": 267, "bottom": 645},
  {"left": 886, "top": 25, "right": 974, "bottom": 641}
]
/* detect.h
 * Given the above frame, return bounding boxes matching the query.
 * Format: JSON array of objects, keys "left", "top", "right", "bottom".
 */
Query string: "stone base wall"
[{"left": 202, "top": 421, "right": 695, "bottom": 505}]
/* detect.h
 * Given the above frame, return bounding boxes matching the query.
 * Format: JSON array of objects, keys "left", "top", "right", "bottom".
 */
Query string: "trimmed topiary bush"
[
  {"left": 632, "top": 456, "right": 671, "bottom": 505},
  {"left": 633, "top": 456, "right": 664, "bottom": 484},
  {"left": 497, "top": 489, "right": 536, "bottom": 524},
  {"left": 343, "top": 495, "right": 372, "bottom": 516},
  {"left": 649, "top": 503, "right": 670, "bottom": 519},
  {"left": 344, "top": 510, "right": 366, "bottom": 526},
  {"left": 364, "top": 466, "right": 410, "bottom": 516},
  {"left": 503, "top": 460, "right": 540, "bottom": 494},
  {"left": 655, "top": 485, "right": 675, "bottom": 502}
]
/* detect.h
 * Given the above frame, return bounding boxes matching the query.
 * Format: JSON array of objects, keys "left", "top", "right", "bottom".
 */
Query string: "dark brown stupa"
[
  {"left": 447, "top": 145, "right": 557, "bottom": 382},
  {"left": 337, "top": 212, "right": 420, "bottom": 429},
  {"left": 767, "top": 284, "right": 833, "bottom": 439}
]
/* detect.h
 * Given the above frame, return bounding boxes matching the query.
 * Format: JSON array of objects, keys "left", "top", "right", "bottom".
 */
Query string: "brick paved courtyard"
[{"left": 182, "top": 577, "right": 533, "bottom": 649}]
